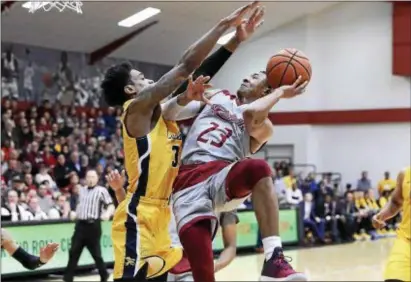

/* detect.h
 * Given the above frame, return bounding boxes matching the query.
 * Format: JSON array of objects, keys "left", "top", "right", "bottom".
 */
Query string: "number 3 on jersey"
[
  {"left": 171, "top": 145, "right": 180, "bottom": 167},
  {"left": 197, "top": 122, "right": 233, "bottom": 148}
]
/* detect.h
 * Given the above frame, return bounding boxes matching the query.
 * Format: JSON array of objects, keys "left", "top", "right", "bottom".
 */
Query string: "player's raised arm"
[
  {"left": 130, "top": 2, "right": 259, "bottom": 112},
  {"left": 172, "top": 6, "right": 265, "bottom": 98},
  {"left": 372, "top": 170, "right": 405, "bottom": 229},
  {"left": 241, "top": 76, "right": 307, "bottom": 152}
]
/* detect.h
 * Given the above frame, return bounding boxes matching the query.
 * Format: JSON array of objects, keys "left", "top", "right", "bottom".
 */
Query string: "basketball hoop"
[{"left": 27, "top": 1, "right": 83, "bottom": 14}]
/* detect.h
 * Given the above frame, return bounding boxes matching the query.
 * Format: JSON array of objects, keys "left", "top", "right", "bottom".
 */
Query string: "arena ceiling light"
[
  {"left": 217, "top": 31, "right": 236, "bottom": 45},
  {"left": 118, "top": 7, "right": 161, "bottom": 28}
]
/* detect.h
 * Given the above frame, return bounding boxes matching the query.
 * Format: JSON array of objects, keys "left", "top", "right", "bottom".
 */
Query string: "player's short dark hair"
[{"left": 101, "top": 62, "right": 132, "bottom": 106}]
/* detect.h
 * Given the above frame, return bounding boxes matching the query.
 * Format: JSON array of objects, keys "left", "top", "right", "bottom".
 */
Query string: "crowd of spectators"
[
  {"left": 268, "top": 163, "right": 400, "bottom": 245},
  {"left": 1, "top": 98, "right": 123, "bottom": 222}
]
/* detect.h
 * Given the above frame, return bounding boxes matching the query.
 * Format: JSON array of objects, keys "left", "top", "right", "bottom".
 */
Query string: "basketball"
[{"left": 266, "top": 48, "right": 312, "bottom": 89}]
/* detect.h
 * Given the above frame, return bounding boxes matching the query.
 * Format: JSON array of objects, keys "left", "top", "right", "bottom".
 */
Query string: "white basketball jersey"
[{"left": 181, "top": 90, "right": 251, "bottom": 165}]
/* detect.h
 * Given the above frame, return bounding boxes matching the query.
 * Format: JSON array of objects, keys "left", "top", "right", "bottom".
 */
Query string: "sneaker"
[
  {"left": 362, "top": 232, "right": 371, "bottom": 240},
  {"left": 260, "top": 247, "right": 307, "bottom": 281}
]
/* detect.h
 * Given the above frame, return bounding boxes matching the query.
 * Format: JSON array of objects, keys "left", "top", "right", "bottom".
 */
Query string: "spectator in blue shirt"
[
  {"left": 94, "top": 120, "right": 109, "bottom": 139},
  {"left": 301, "top": 172, "right": 317, "bottom": 194},
  {"left": 102, "top": 108, "right": 116, "bottom": 133},
  {"left": 357, "top": 171, "right": 371, "bottom": 192}
]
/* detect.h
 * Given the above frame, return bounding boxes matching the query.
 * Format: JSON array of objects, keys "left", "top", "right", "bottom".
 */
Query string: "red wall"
[{"left": 393, "top": 2, "right": 411, "bottom": 76}]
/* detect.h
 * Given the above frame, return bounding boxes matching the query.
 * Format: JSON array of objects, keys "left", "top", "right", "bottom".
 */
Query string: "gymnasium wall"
[{"left": 213, "top": 2, "right": 410, "bottom": 183}]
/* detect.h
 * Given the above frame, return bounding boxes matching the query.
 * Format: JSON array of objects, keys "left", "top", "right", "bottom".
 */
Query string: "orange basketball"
[{"left": 266, "top": 48, "right": 312, "bottom": 89}]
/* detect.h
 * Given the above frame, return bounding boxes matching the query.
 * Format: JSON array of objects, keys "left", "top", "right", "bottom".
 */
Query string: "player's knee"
[{"left": 226, "top": 159, "right": 272, "bottom": 199}]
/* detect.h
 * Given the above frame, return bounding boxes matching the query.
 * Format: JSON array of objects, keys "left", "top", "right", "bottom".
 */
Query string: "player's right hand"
[
  {"left": 223, "top": 1, "right": 260, "bottom": 27},
  {"left": 278, "top": 76, "right": 308, "bottom": 99},
  {"left": 372, "top": 214, "right": 386, "bottom": 229},
  {"left": 106, "top": 169, "right": 126, "bottom": 191},
  {"left": 39, "top": 243, "right": 59, "bottom": 264}
]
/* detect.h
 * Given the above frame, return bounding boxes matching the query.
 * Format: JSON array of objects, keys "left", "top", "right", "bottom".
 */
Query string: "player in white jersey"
[{"left": 163, "top": 72, "right": 308, "bottom": 281}]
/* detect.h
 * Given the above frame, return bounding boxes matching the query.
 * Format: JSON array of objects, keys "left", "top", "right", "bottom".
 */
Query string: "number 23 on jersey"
[{"left": 197, "top": 122, "right": 232, "bottom": 148}]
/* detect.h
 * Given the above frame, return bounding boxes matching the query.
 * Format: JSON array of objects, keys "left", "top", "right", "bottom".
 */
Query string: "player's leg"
[
  {"left": 143, "top": 200, "right": 182, "bottom": 280},
  {"left": 179, "top": 219, "right": 215, "bottom": 282},
  {"left": 171, "top": 161, "right": 236, "bottom": 282},
  {"left": 384, "top": 238, "right": 411, "bottom": 282},
  {"left": 223, "top": 159, "right": 306, "bottom": 281},
  {"left": 112, "top": 202, "right": 148, "bottom": 282}
]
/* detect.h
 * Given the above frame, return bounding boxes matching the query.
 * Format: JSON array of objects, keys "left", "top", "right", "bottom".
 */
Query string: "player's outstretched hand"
[
  {"left": 223, "top": 1, "right": 260, "bottom": 28},
  {"left": 186, "top": 75, "right": 214, "bottom": 104},
  {"left": 39, "top": 243, "right": 59, "bottom": 264},
  {"left": 372, "top": 214, "right": 386, "bottom": 229},
  {"left": 235, "top": 6, "right": 265, "bottom": 42},
  {"left": 278, "top": 76, "right": 308, "bottom": 99},
  {"left": 106, "top": 169, "right": 126, "bottom": 191}
]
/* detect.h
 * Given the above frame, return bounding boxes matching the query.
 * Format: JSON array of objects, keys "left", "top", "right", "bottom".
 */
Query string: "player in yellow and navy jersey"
[
  {"left": 373, "top": 166, "right": 411, "bottom": 282},
  {"left": 101, "top": 3, "right": 259, "bottom": 281}
]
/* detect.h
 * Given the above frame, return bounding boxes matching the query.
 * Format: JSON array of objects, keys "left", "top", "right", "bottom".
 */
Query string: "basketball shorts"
[
  {"left": 172, "top": 160, "right": 249, "bottom": 238},
  {"left": 384, "top": 237, "right": 410, "bottom": 282},
  {"left": 112, "top": 196, "right": 182, "bottom": 280}
]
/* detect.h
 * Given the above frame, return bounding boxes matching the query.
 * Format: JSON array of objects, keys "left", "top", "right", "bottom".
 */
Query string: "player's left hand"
[
  {"left": 106, "top": 169, "right": 126, "bottom": 191},
  {"left": 39, "top": 243, "right": 59, "bottom": 264},
  {"left": 235, "top": 6, "right": 265, "bottom": 42},
  {"left": 186, "top": 75, "right": 214, "bottom": 104}
]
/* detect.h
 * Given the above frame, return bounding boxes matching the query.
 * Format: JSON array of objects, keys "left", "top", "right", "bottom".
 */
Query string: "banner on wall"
[{"left": 2, "top": 209, "right": 299, "bottom": 277}]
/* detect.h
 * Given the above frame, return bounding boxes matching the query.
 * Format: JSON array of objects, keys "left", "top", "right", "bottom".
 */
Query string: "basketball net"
[{"left": 27, "top": 1, "right": 83, "bottom": 14}]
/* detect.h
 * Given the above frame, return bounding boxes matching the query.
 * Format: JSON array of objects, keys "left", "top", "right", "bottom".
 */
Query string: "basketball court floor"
[{"left": 24, "top": 238, "right": 393, "bottom": 281}]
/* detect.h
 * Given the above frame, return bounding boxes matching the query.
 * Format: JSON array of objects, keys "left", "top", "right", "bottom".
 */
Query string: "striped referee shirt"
[{"left": 75, "top": 185, "right": 113, "bottom": 220}]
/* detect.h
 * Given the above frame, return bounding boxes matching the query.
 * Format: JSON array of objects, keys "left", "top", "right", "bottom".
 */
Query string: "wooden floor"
[{"left": 27, "top": 238, "right": 394, "bottom": 281}]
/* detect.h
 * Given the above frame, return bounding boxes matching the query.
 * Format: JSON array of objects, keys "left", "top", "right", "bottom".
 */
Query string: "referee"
[{"left": 64, "top": 170, "right": 114, "bottom": 282}]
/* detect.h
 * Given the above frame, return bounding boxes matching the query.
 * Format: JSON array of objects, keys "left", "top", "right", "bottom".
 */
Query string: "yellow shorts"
[
  {"left": 384, "top": 237, "right": 411, "bottom": 281},
  {"left": 112, "top": 196, "right": 182, "bottom": 280}
]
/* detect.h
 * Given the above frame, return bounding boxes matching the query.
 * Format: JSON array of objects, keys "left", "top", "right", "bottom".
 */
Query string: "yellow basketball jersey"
[
  {"left": 397, "top": 166, "right": 411, "bottom": 240},
  {"left": 121, "top": 100, "right": 182, "bottom": 199}
]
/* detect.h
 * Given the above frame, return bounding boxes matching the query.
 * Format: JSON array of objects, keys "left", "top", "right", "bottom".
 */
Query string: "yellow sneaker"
[
  {"left": 377, "top": 229, "right": 386, "bottom": 235},
  {"left": 362, "top": 233, "right": 371, "bottom": 240},
  {"left": 353, "top": 233, "right": 361, "bottom": 240}
]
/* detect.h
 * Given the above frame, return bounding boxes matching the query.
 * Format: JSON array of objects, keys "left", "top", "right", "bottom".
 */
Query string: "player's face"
[
  {"left": 125, "top": 69, "right": 154, "bottom": 96},
  {"left": 237, "top": 71, "right": 268, "bottom": 102}
]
